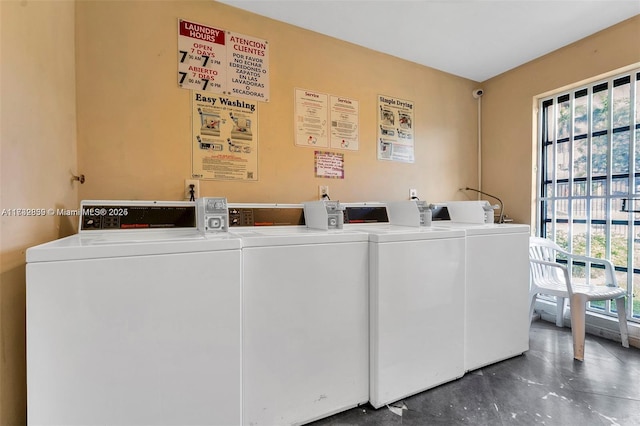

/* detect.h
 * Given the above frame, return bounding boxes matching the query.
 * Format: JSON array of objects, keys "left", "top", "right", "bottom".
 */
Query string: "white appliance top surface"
[
  {"left": 342, "top": 222, "right": 390, "bottom": 229},
  {"left": 230, "top": 226, "right": 369, "bottom": 247},
  {"left": 365, "top": 225, "right": 465, "bottom": 243},
  {"left": 436, "top": 221, "right": 530, "bottom": 236},
  {"left": 26, "top": 229, "right": 241, "bottom": 263}
]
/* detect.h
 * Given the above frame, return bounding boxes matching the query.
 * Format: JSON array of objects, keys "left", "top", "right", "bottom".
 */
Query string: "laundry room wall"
[
  {"left": 0, "top": 1, "right": 78, "bottom": 424},
  {"left": 75, "top": 0, "right": 480, "bottom": 205},
  {"left": 481, "top": 15, "right": 640, "bottom": 226}
]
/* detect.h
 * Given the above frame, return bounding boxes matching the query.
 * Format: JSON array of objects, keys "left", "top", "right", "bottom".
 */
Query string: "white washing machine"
[
  {"left": 342, "top": 201, "right": 466, "bottom": 408},
  {"left": 436, "top": 202, "right": 531, "bottom": 372},
  {"left": 228, "top": 203, "right": 369, "bottom": 426},
  {"left": 367, "top": 225, "right": 466, "bottom": 408},
  {"left": 26, "top": 200, "right": 242, "bottom": 426}
]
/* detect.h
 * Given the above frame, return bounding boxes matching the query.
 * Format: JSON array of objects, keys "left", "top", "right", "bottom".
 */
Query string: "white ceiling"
[{"left": 217, "top": 0, "right": 640, "bottom": 82}]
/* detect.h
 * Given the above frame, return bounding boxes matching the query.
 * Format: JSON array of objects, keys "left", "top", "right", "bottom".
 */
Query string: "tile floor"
[{"left": 309, "top": 319, "right": 640, "bottom": 425}]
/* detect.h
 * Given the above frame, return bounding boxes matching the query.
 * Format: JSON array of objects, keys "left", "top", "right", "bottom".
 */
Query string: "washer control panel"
[
  {"left": 324, "top": 201, "right": 344, "bottom": 229},
  {"left": 415, "top": 200, "right": 432, "bottom": 227},
  {"left": 79, "top": 201, "right": 196, "bottom": 231},
  {"left": 343, "top": 205, "right": 389, "bottom": 224},
  {"left": 228, "top": 206, "right": 305, "bottom": 227}
]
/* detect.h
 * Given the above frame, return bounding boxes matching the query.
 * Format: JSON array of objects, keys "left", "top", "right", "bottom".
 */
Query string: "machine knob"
[
  {"left": 84, "top": 217, "right": 100, "bottom": 228},
  {"left": 207, "top": 217, "right": 222, "bottom": 229}
]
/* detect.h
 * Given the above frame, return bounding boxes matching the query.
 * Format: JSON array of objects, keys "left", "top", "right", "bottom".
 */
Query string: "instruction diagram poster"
[
  {"left": 330, "top": 96, "right": 359, "bottom": 150},
  {"left": 178, "top": 19, "right": 269, "bottom": 102},
  {"left": 191, "top": 91, "right": 258, "bottom": 181},
  {"left": 295, "top": 89, "right": 329, "bottom": 147},
  {"left": 377, "top": 95, "right": 415, "bottom": 163},
  {"left": 315, "top": 151, "right": 344, "bottom": 179}
]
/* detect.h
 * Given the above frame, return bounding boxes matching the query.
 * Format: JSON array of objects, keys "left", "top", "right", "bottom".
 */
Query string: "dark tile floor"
[{"left": 309, "top": 320, "right": 640, "bottom": 425}]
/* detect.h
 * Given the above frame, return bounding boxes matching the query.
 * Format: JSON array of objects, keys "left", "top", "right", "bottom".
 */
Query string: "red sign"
[{"left": 179, "top": 20, "right": 225, "bottom": 45}]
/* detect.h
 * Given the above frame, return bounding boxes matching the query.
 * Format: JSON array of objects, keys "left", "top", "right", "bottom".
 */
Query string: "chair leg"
[
  {"left": 614, "top": 298, "right": 630, "bottom": 349},
  {"left": 570, "top": 294, "right": 587, "bottom": 361},
  {"left": 556, "top": 296, "right": 566, "bottom": 327},
  {"left": 528, "top": 291, "right": 537, "bottom": 324}
]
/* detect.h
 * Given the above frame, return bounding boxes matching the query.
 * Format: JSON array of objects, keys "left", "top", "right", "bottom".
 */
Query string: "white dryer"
[
  {"left": 26, "top": 200, "right": 242, "bottom": 426},
  {"left": 228, "top": 203, "right": 369, "bottom": 426},
  {"left": 436, "top": 201, "right": 531, "bottom": 371}
]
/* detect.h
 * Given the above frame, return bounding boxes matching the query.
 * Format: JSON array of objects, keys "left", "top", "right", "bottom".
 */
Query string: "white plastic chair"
[{"left": 529, "top": 236, "right": 629, "bottom": 361}]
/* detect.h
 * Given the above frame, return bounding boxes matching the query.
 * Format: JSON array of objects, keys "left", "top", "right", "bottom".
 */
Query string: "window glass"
[
  {"left": 592, "top": 180, "right": 607, "bottom": 196},
  {"left": 636, "top": 73, "right": 640, "bottom": 125},
  {"left": 612, "top": 76, "right": 631, "bottom": 128},
  {"left": 590, "top": 197, "right": 606, "bottom": 222},
  {"left": 633, "top": 274, "right": 640, "bottom": 318},
  {"left": 557, "top": 96, "right": 571, "bottom": 140},
  {"left": 574, "top": 91, "right": 588, "bottom": 137},
  {"left": 635, "top": 128, "right": 640, "bottom": 173},
  {"left": 573, "top": 138, "right": 587, "bottom": 179},
  {"left": 572, "top": 222, "right": 587, "bottom": 256},
  {"left": 557, "top": 142, "right": 570, "bottom": 180},
  {"left": 592, "top": 83, "right": 608, "bottom": 133},
  {"left": 612, "top": 131, "right": 630, "bottom": 175},
  {"left": 591, "top": 134, "right": 608, "bottom": 177},
  {"left": 545, "top": 143, "right": 554, "bottom": 181}
]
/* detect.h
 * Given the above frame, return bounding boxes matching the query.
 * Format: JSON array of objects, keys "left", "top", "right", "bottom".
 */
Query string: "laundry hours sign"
[{"left": 178, "top": 19, "right": 270, "bottom": 102}]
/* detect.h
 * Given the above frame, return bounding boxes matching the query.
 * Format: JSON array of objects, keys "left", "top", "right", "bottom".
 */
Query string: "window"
[{"left": 538, "top": 68, "right": 640, "bottom": 322}]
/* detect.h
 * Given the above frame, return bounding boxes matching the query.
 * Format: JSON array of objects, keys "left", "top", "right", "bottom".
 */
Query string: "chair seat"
[
  {"left": 534, "top": 278, "right": 569, "bottom": 297},
  {"left": 538, "top": 280, "right": 627, "bottom": 301},
  {"left": 571, "top": 284, "right": 626, "bottom": 301}
]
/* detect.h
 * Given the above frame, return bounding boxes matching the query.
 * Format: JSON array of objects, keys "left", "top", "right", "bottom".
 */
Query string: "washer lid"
[
  {"left": 230, "top": 227, "right": 368, "bottom": 247},
  {"left": 438, "top": 222, "right": 530, "bottom": 236},
  {"left": 26, "top": 230, "right": 241, "bottom": 263},
  {"left": 366, "top": 225, "right": 465, "bottom": 243}
]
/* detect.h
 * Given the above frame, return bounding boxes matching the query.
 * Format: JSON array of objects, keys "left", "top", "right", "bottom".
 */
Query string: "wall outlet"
[
  {"left": 410, "top": 189, "right": 418, "bottom": 199},
  {"left": 185, "top": 179, "right": 200, "bottom": 201},
  {"left": 319, "top": 185, "right": 329, "bottom": 200}
]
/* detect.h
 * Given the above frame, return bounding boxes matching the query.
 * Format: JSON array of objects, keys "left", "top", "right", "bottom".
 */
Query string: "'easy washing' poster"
[{"left": 191, "top": 91, "right": 258, "bottom": 181}]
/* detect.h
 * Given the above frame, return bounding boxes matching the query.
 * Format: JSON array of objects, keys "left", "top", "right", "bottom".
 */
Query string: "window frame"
[{"left": 537, "top": 67, "right": 640, "bottom": 323}]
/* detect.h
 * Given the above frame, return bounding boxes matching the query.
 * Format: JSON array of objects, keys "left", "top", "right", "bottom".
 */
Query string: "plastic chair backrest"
[{"left": 529, "top": 237, "right": 573, "bottom": 295}]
